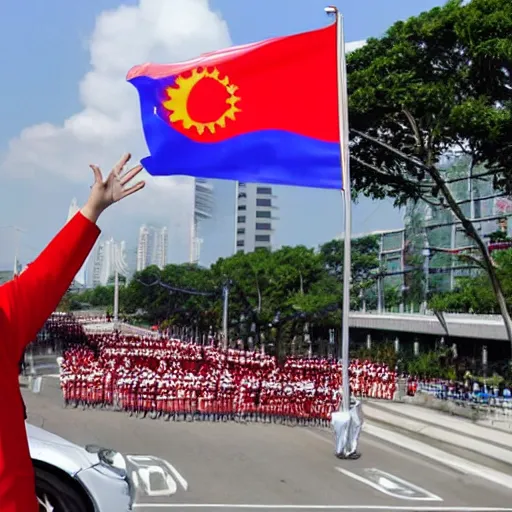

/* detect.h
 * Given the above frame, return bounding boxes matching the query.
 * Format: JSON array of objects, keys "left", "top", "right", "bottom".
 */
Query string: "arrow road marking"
[{"left": 335, "top": 467, "right": 443, "bottom": 501}]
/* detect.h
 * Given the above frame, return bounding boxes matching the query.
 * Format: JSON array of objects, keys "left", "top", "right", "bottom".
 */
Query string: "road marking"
[
  {"left": 335, "top": 467, "right": 442, "bottom": 501},
  {"left": 364, "top": 423, "right": 512, "bottom": 490},
  {"left": 161, "top": 459, "right": 189, "bottom": 491},
  {"left": 302, "top": 428, "right": 456, "bottom": 478},
  {"left": 132, "top": 504, "right": 512, "bottom": 510},
  {"left": 126, "top": 455, "right": 188, "bottom": 497}
]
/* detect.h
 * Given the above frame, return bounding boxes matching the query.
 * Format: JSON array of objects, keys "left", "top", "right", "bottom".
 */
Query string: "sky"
[{"left": 0, "top": 0, "right": 446, "bottom": 270}]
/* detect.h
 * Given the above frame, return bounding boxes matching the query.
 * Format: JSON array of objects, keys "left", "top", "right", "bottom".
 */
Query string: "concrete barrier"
[{"left": 402, "top": 393, "right": 483, "bottom": 421}]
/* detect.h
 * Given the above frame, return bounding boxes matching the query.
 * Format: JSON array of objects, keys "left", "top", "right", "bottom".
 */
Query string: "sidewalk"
[
  {"left": 402, "top": 393, "right": 512, "bottom": 432},
  {"left": 363, "top": 399, "right": 512, "bottom": 467},
  {"left": 371, "top": 400, "right": 512, "bottom": 446}
]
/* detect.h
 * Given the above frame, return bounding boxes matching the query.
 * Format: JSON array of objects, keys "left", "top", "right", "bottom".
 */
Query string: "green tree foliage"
[
  {"left": 348, "top": 0, "right": 512, "bottom": 203},
  {"left": 66, "top": 237, "right": 384, "bottom": 355},
  {"left": 70, "top": 285, "right": 116, "bottom": 308},
  {"left": 429, "top": 249, "right": 512, "bottom": 314},
  {"left": 355, "top": 342, "right": 399, "bottom": 371},
  {"left": 321, "top": 236, "right": 385, "bottom": 310},
  {"left": 489, "top": 231, "right": 512, "bottom": 244},
  {"left": 347, "top": 0, "right": 512, "bottom": 344}
]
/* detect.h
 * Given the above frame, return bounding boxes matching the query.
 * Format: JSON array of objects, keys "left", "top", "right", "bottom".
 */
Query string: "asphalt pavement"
[{"left": 22, "top": 379, "right": 512, "bottom": 512}]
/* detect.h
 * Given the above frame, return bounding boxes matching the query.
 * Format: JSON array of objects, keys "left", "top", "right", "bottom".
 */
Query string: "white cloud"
[
  {"left": 0, "top": 0, "right": 366, "bottom": 266},
  {"left": 1, "top": 0, "right": 231, "bottom": 263},
  {"left": 346, "top": 40, "right": 366, "bottom": 53}
]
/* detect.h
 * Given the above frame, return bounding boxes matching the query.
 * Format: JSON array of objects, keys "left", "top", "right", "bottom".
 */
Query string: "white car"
[{"left": 28, "top": 423, "right": 133, "bottom": 512}]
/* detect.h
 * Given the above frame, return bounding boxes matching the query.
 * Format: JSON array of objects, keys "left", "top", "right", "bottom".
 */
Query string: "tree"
[
  {"left": 123, "top": 264, "right": 219, "bottom": 328},
  {"left": 489, "top": 230, "right": 512, "bottom": 244},
  {"left": 430, "top": 249, "right": 512, "bottom": 314},
  {"left": 211, "top": 246, "right": 339, "bottom": 354},
  {"left": 347, "top": 0, "right": 512, "bottom": 349},
  {"left": 320, "top": 235, "right": 381, "bottom": 309},
  {"left": 273, "top": 245, "right": 338, "bottom": 357}
]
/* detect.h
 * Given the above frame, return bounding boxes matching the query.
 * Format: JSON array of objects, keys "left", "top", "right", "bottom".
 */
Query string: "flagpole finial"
[{"left": 324, "top": 5, "right": 338, "bottom": 15}]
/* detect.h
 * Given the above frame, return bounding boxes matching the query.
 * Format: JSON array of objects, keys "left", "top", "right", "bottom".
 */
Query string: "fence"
[{"left": 410, "top": 380, "right": 512, "bottom": 429}]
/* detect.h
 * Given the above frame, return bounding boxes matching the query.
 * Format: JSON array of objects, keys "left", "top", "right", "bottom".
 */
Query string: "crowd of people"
[
  {"left": 407, "top": 377, "right": 512, "bottom": 404},
  {"left": 59, "top": 332, "right": 398, "bottom": 425},
  {"left": 42, "top": 315, "right": 512, "bottom": 423}
]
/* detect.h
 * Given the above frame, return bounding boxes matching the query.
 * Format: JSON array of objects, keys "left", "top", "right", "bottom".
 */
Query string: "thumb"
[{"left": 89, "top": 164, "right": 103, "bottom": 184}]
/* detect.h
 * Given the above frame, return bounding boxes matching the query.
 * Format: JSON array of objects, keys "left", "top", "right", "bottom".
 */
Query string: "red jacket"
[{"left": 0, "top": 212, "right": 100, "bottom": 511}]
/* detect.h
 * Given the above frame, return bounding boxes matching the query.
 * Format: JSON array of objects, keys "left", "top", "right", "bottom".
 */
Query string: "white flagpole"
[{"left": 326, "top": 5, "right": 352, "bottom": 413}]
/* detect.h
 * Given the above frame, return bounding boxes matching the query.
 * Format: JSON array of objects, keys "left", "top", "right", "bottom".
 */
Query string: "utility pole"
[
  {"left": 222, "top": 284, "right": 229, "bottom": 350},
  {"left": 422, "top": 229, "right": 430, "bottom": 313},
  {"left": 377, "top": 233, "right": 384, "bottom": 313},
  {"left": 113, "top": 270, "right": 119, "bottom": 324}
]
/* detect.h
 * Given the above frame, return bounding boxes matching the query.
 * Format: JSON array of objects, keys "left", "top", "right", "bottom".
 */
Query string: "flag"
[{"left": 127, "top": 24, "right": 342, "bottom": 189}]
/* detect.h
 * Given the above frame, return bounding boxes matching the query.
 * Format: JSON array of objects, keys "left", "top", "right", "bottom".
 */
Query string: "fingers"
[
  {"left": 120, "top": 164, "right": 144, "bottom": 186},
  {"left": 89, "top": 164, "right": 103, "bottom": 183},
  {"left": 121, "top": 180, "right": 146, "bottom": 199},
  {"left": 112, "top": 153, "right": 132, "bottom": 177}
]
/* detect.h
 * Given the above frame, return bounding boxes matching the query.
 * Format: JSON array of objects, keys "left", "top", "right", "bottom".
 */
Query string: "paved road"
[{"left": 22, "top": 379, "right": 512, "bottom": 512}]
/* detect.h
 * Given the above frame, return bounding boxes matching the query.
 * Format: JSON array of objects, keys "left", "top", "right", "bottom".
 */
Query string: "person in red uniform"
[{"left": 0, "top": 153, "right": 145, "bottom": 512}]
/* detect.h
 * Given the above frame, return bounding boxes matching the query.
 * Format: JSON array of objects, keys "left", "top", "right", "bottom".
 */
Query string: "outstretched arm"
[
  {"left": 0, "top": 212, "right": 100, "bottom": 363},
  {"left": 0, "top": 153, "right": 145, "bottom": 364}
]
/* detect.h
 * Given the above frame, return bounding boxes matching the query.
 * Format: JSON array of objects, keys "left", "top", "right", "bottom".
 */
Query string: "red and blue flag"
[{"left": 127, "top": 24, "right": 341, "bottom": 189}]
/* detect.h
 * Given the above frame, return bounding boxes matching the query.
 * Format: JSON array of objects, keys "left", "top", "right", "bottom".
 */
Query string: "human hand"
[{"left": 81, "top": 153, "right": 145, "bottom": 223}]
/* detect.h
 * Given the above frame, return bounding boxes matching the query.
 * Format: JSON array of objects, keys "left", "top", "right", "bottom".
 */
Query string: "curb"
[{"left": 363, "top": 404, "right": 512, "bottom": 467}]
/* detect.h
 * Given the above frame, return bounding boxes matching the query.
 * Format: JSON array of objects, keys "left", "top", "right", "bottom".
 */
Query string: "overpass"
[
  {"left": 349, "top": 311, "right": 508, "bottom": 341},
  {"left": 83, "top": 312, "right": 508, "bottom": 342}
]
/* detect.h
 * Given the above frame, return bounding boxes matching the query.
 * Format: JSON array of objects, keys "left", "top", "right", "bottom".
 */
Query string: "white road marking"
[
  {"left": 303, "top": 428, "right": 456, "bottom": 478},
  {"left": 127, "top": 455, "right": 188, "bottom": 496},
  {"left": 132, "top": 504, "right": 512, "bottom": 510},
  {"left": 161, "top": 459, "right": 189, "bottom": 491},
  {"left": 364, "top": 423, "right": 512, "bottom": 490},
  {"left": 335, "top": 467, "right": 443, "bottom": 501},
  {"left": 138, "top": 466, "right": 177, "bottom": 496}
]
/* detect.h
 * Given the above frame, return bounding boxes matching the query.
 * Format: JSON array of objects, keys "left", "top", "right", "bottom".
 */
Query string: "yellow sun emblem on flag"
[{"left": 163, "top": 67, "right": 241, "bottom": 135}]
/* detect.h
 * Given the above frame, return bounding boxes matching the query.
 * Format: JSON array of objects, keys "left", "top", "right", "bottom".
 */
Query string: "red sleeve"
[{"left": 0, "top": 212, "right": 100, "bottom": 363}]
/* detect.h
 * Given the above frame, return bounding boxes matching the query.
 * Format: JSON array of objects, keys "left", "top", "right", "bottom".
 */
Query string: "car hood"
[{"left": 27, "top": 423, "right": 100, "bottom": 475}]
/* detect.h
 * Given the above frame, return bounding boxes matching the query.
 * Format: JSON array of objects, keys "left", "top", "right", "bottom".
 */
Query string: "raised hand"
[{"left": 81, "top": 153, "right": 146, "bottom": 223}]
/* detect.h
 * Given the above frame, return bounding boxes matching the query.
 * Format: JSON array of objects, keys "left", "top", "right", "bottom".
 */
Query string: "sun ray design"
[{"left": 162, "top": 67, "right": 241, "bottom": 135}]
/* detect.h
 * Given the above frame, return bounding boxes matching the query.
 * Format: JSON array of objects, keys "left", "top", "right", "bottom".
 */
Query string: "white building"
[
  {"left": 235, "top": 183, "right": 277, "bottom": 253},
  {"left": 154, "top": 226, "right": 168, "bottom": 269},
  {"left": 189, "top": 179, "right": 213, "bottom": 264},
  {"left": 91, "top": 237, "right": 129, "bottom": 287},
  {"left": 164, "top": 178, "right": 213, "bottom": 265},
  {"left": 136, "top": 225, "right": 168, "bottom": 271}
]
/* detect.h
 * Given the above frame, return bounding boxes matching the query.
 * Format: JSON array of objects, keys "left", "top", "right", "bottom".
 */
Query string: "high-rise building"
[
  {"left": 91, "top": 237, "right": 128, "bottom": 287},
  {"left": 235, "top": 183, "right": 277, "bottom": 253},
  {"left": 165, "top": 178, "right": 214, "bottom": 265},
  {"left": 136, "top": 225, "right": 168, "bottom": 271},
  {"left": 405, "top": 151, "right": 512, "bottom": 297},
  {"left": 154, "top": 226, "right": 168, "bottom": 269},
  {"left": 190, "top": 179, "right": 213, "bottom": 264},
  {"left": 136, "top": 226, "right": 150, "bottom": 271}
]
